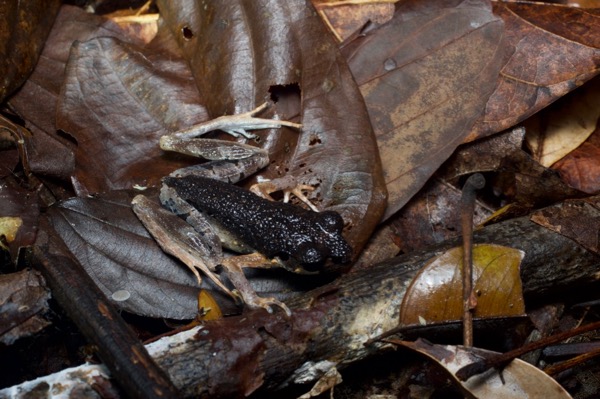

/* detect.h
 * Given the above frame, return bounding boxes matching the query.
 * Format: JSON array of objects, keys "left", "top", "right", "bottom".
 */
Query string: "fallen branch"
[{"left": 3, "top": 215, "right": 599, "bottom": 398}]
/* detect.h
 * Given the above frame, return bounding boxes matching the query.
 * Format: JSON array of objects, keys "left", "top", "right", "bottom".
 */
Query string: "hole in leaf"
[
  {"left": 269, "top": 83, "right": 301, "bottom": 103},
  {"left": 309, "top": 136, "right": 322, "bottom": 146},
  {"left": 182, "top": 26, "right": 194, "bottom": 40}
]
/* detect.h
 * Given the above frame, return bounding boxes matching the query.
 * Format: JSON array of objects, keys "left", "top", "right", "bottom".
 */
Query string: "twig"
[
  {"left": 455, "top": 320, "right": 600, "bottom": 381},
  {"left": 32, "top": 219, "right": 181, "bottom": 399},
  {"left": 544, "top": 345, "right": 600, "bottom": 376},
  {"left": 460, "top": 173, "right": 485, "bottom": 347}
]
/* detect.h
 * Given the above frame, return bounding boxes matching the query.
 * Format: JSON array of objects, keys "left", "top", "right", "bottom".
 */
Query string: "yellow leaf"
[
  {"left": 400, "top": 244, "right": 525, "bottom": 325},
  {"left": 197, "top": 290, "right": 222, "bottom": 321}
]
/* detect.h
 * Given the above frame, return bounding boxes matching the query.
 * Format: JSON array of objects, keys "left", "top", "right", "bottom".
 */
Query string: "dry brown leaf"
[
  {"left": 156, "top": 0, "right": 387, "bottom": 257},
  {"left": 7, "top": 5, "right": 153, "bottom": 181},
  {"left": 530, "top": 195, "right": 600, "bottom": 254},
  {"left": 0, "top": 0, "right": 61, "bottom": 102},
  {"left": 390, "top": 180, "right": 493, "bottom": 253},
  {"left": 56, "top": 36, "right": 208, "bottom": 194},
  {"left": 552, "top": 125, "right": 600, "bottom": 194},
  {"left": 0, "top": 269, "right": 50, "bottom": 345},
  {"left": 342, "top": 0, "right": 507, "bottom": 219},
  {"left": 470, "top": 2, "right": 600, "bottom": 141},
  {"left": 312, "top": 0, "right": 397, "bottom": 42}
]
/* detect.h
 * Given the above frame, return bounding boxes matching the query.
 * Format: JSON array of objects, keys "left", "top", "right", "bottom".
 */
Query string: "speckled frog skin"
[{"left": 163, "top": 175, "right": 352, "bottom": 271}]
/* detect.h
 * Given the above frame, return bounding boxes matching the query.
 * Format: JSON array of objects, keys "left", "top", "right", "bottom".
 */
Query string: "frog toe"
[{"left": 248, "top": 297, "right": 292, "bottom": 317}]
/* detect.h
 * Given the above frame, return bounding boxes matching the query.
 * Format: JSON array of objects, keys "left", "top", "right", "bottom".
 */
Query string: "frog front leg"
[{"left": 161, "top": 102, "right": 315, "bottom": 209}]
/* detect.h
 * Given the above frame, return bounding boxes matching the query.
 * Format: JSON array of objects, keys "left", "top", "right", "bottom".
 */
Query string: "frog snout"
[{"left": 295, "top": 241, "right": 349, "bottom": 271}]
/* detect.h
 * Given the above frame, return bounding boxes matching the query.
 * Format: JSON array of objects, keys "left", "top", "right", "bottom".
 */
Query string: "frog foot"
[
  {"left": 221, "top": 253, "right": 292, "bottom": 316},
  {"left": 171, "top": 102, "right": 302, "bottom": 141},
  {"left": 250, "top": 175, "right": 319, "bottom": 212}
]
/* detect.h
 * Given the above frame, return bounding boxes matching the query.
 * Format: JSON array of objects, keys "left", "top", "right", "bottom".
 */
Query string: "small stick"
[
  {"left": 455, "top": 320, "right": 600, "bottom": 381},
  {"left": 544, "top": 346, "right": 600, "bottom": 376},
  {"left": 32, "top": 222, "right": 181, "bottom": 399},
  {"left": 460, "top": 173, "right": 485, "bottom": 348}
]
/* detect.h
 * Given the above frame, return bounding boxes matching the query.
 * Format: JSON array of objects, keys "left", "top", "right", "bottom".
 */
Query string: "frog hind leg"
[
  {"left": 160, "top": 139, "right": 270, "bottom": 184},
  {"left": 220, "top": 253, "right": 292, "bottom": 316},
  {"left": 131, "top": 194, "right": 237, "bottom": 300}
]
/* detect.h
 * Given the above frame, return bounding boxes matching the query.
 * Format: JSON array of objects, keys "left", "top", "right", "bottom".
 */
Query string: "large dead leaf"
[
  {"left": 470, "top": 3, "right": 600, "bottom": 140},
  {"left": 0, "top": 0, "right": 61, "bottom": 102},
  {"left": 156, "top": 0, "right": 387, "bottom": 256},
  {"left": 46, "top": 189, "right": 323, "bottom": 318},
  {"left": 400, "top": 244, "right": 525, "bottom": 326},
  {"left": 7, "top": 6, "right": 151, "bottom": 181},
  {"left": 56, "top": 35, "right": 208, "bottom": 193},
  {"left": 47, "top": 190, "right": 205, "bottom": 319},
  {"left": 395, "top": 339, "right": 573, "bottom": 399},
  {"left": 342, "top": 0, "right": 507, "bottom": 219}
]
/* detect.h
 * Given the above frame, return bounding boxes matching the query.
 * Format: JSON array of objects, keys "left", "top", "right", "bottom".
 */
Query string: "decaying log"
[{"left": 2, "top": 215, "right": 599, "bottom": 398}]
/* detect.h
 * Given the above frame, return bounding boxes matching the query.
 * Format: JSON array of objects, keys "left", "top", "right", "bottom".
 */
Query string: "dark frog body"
[{"left": 164, "top": 175, "right": 352, "bottom": 270}]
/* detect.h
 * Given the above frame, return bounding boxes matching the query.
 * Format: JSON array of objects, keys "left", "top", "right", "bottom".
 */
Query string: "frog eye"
[{"left": 320, "top": 211, "right": 344, "bottom": 232}]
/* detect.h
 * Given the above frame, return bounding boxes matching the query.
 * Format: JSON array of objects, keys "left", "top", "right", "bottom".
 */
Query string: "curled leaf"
[{"left": 395, "top": 339, "right": 573, "bottom": 399}]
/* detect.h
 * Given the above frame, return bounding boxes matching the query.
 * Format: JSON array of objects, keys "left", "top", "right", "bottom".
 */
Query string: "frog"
[{"left": 131, "top": 102, "right": 352, "bottom": 316}]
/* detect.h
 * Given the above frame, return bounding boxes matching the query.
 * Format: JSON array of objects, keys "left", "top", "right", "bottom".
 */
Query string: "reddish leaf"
[
  {"left": 552, "top": 127, "right": 600, "bottom": 194},
  {"left": 470, "top": 3, "right": 600, "bottom": 140},
  {"left": 342, "top": 0, "right": 508, "bottom": 219}
]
